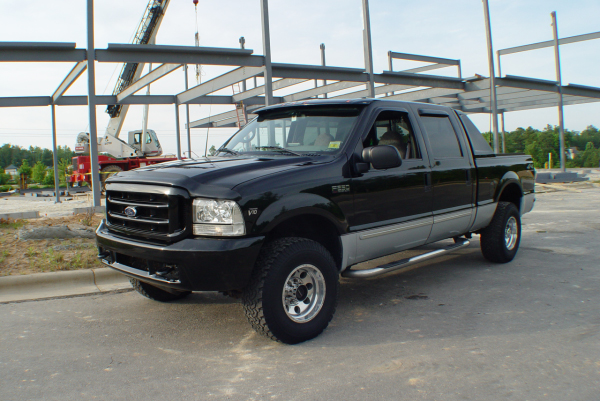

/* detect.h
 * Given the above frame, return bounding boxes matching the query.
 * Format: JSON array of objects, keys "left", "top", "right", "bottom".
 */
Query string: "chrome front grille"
[{"left": 105, "top": 183, "right": 190, "bottom": 242}]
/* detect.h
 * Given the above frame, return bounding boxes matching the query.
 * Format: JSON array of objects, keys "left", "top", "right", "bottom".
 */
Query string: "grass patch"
[
  {"left": 0, "top": 218, "right": 25, "bottom": 229},
  {"left": 0, "top": 214, "right": 104, "bottom": 276}
]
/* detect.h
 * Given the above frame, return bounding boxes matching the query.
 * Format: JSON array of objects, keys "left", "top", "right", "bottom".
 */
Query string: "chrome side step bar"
[{"left": 341, "top": 239, "right": 470, "bottom": 279}]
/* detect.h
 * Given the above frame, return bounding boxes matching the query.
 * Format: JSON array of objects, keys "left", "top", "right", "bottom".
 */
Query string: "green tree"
[
  {"left": 0, "top": 167, "right": 9, "bottom": 185},
  {"left": 580, "top": 142, "right": 600, "bottom": 168},
  {"left": 208, "top": 145, "right": 217, "bottom": 156},
  {"left": 58, "top": 158, "right": 71, "bottom": 185},
  {"left": 18, "top": 159, "right": 32, "bottom": 177},
  {"left": 31, "top": 161, "right": 48, "bottom": 183},
  {"left": 43, "top": 171, "right": 55, "bottom": 186}
]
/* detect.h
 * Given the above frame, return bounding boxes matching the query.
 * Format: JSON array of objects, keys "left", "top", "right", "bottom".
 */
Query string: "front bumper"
[{"left": 96, "top": 220, "right": 264, "bottom": 292}]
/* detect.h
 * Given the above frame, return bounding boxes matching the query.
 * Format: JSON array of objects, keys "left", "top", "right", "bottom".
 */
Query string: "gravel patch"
[{"left": 0, "top": 196, "right": 105, "bottom": 217}]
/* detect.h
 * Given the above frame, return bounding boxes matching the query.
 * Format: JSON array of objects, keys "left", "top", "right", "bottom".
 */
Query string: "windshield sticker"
[{"left": 328, "top": 141, "right": 341, "bottom": 149}]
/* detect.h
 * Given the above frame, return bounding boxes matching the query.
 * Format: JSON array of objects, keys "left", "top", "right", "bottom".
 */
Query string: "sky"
[{"left": 0, "top": 0, "right": 599, "bottom": 156}]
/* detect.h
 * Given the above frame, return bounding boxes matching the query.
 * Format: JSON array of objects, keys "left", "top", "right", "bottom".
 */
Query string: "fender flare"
[
  {"left": 493, "top": 171, "right": 523, "bottom": 203},
  {"left": 251, "top": 193, "right": 347, "bottom": 236}
]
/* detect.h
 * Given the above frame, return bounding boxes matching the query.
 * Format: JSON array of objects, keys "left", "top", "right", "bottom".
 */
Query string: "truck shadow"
[{"left": 130, "top": 239, "right": 553, "bottom": 348}]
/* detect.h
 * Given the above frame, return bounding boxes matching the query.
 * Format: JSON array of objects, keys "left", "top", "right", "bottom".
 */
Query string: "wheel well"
[
  {"left": 498, "top": 183, "right": 522, "bottom": 210},
  {"left": 266, "top": 215, "right": 343, "bottom": 270}
]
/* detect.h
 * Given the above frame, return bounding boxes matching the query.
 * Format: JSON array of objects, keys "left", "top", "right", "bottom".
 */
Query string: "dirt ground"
[{"left": 0, "top": 213, "right": 104, "bottom": 276}]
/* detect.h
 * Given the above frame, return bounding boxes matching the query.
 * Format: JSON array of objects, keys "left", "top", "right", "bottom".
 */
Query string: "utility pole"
[
  {"left": 551, "top": 11, "right": 566, "bottom": 172},
  {"left": 482, "top": 0, "right": 499, "bottom": 153}
]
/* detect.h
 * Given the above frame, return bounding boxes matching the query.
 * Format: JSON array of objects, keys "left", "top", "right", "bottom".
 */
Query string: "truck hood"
[{"left": 106, "top": 155, "right": 330, "bottom": 199}]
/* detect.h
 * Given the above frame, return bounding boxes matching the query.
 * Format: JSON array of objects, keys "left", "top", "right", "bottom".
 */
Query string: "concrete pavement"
[{"left": 1, "top": 188, "right": 600, "bottom": 400}]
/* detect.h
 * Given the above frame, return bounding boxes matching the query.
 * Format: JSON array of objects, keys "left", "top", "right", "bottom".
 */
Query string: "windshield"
[{"left": 220, "top": 106, "right": 362, "bottom": 156}]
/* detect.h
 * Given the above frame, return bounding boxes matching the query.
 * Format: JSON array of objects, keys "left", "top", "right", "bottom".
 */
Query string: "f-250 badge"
[{"left": 332, "top": 185, "right": 350, "bottom": 194}]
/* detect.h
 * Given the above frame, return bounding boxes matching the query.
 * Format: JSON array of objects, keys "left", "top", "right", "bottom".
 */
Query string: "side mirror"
[{"left": 362, "top": 145, "right": 402, "bottom": 170}]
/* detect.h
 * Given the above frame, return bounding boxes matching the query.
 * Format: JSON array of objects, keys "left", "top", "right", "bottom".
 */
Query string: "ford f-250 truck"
[{"left": 97, "top": 98, "right": 535, "bottom": 344}]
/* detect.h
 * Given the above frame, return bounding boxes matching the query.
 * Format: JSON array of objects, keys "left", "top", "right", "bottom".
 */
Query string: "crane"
[
  {"left": 75, "top": 0, "right": 171, "bottom": 159},
  {"left": 71, "top": 0, "right": 178, "bottom": 190}
]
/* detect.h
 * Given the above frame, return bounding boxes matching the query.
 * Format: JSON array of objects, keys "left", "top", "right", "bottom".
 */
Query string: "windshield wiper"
[
  {"left": 255, "top": 146, "right": 301, "bottom": 156},
  {"left": 216, "top": 147, "right": 239, "bottom": 156}
]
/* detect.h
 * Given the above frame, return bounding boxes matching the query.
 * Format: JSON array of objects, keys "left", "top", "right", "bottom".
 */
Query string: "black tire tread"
[
  {"left": 480, "top": 201, "right": 520, "bottom": 263},
  {"left": 130, "top": 278, "right": 191, "bottom": 302},
  {"left": 242, "top": 237, "right": 338, "bottom": 343}
]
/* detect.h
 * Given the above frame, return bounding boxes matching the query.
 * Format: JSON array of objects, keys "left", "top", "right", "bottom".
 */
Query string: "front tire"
[
  {"left": 242, "top": 238, "right": 339, "bottom": 344},
  {"left": 130, "top": 278, "right": 191, "bottom": 302},
  {"left": 480, "top": 202, "right": 521, "bottom": 263}
]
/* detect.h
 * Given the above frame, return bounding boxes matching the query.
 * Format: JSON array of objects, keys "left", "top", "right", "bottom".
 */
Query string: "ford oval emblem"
[{"left": 124, "top": 206, "right": 137, "bottom": 217}]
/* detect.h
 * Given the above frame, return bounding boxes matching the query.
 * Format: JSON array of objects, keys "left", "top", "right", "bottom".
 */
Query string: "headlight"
[{"left": 192, "top": 198, "right": 245, "bottom": 236}]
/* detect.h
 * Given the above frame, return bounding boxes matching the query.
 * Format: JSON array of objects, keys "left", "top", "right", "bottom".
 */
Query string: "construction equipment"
[{"left": 71, "top": 0, "right": 176, "bottom": 189}]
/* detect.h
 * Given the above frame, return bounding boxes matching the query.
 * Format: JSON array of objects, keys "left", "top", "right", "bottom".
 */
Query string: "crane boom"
[{"left": 105, "top": 0, "right": 170, "bottom": 137}]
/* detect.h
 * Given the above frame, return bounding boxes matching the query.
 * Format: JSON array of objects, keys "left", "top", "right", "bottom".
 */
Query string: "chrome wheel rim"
[
  {"left": 505, "top": 216, "right": 518, "bottom": 250},
  {"left": 282, "top": 264, "right": 326, "bottom": 323}
]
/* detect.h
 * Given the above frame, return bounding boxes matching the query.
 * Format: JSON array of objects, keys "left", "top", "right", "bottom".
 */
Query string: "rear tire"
[
  {"left": 101, "top": 165, "right": 123, "bottom": 193},
  {"left": 242, "top": 238, "right": 339, "bottom": 344},
  {"left": 480, "top": 202, "right": 521, "bottom": 263},
  {"left": 130, "top": 278, "right": 191, "bottom": 302}
]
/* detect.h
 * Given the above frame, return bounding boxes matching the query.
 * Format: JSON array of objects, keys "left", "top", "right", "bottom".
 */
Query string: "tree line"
[
  {"left": 484, "top": 125, "right": 600, "bottom": 168},
  {"left": 0, "top": 144, "right": 75, "bottom": 170}
]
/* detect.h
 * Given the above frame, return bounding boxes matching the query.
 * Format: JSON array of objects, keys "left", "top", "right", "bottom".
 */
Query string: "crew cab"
[{"left": 96, "top": 99, "right": 535, "bottom": 344}]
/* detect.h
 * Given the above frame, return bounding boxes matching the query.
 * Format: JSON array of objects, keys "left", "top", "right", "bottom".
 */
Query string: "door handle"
[
  {"left": 424, "top": 172, "right": 432, "bottom": 191},
  {"left": 434, "top": 161, "right": 441, "bottom": 166}
]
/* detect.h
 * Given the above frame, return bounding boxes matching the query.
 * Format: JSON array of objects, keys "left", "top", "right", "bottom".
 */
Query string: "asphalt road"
[{"left": 2, "top": 188, "right": 600, "bottom": 400}]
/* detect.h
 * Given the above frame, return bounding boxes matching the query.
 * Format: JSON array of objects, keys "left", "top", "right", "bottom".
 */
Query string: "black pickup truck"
[{"left": 97, "top": 98, "right": 535, "bottom": 344}]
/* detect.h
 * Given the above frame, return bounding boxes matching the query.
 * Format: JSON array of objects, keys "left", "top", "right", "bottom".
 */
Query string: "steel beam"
[
  {"left": 96, "top": 44, "right": 263, "bottom": 66},
  {"left": 377, "top": 71, "right": 464, "bottom": 89},
  {"left": 498, "top": 31, "right": 600, "bottom": 56},
  {"left": 385, "top": 88, "right": 465, "bottom": 102},
  {"left": 53, "top": 61, "right": 87, "bottom": 103},
  {"left": 232, "top": 78, "right": 307, "bottom": 102},
  {"left": 0, "top": 42, "right": 86, "bottom": 62},
  {"left": 116, "top": 63, "right": 180, "bottom": 102},
  {"left": 193, "top": 115, "right": 256, "bottom": 129},
  {"left": 333, "top": 84, "right": 415, "bottom": 99},
  {"left": 177, "top": 66, "right": 263, "bottom": 104},
  {"left": 388, "top": 52, "right": 460, "bottom": 67},
  {"left": 283, "top": 81, "right": 364, "bottom": 102},
  {"left": 272, "top": 63, "right": 367, "bottom": 82},
  {"left": 0, "top": 97, "right": 53, "bottom": 107},
  {"left": 188, "top": 107, "right": 261, "bottom": 129}
]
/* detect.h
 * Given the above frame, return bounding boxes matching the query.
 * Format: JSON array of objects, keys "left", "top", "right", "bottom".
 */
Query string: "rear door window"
[{"left": 420, "top": 116, "right": 463, "bottom": 159}]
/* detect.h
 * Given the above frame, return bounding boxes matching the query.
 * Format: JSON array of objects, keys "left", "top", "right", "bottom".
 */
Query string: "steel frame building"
[{"left": 1, "top": 0, "right": 599, "bottom": 206}]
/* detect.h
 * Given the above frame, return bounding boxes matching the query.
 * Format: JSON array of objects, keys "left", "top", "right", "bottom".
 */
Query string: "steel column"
[
  {"left": 50, "top": 104, "right": 61, "bottom": 204},
  {"left": 184, "top": 64, "right": 192, "bottom": 156},
  {"left": 320, "top": 43, "right": 327, "bottom": 98},
  {"left": 239, "top": 37, "right": 247, "bottom": 92},
  {"left": 260, "top": 0, "right": 274, "bottom": 105},
  {"left": 86, "top": 0, "right": 101, "bottom": 207},
  {"left": 551, "top": 11, "right": 566, "bottom": 172},
  {"left": 361, "top": 0, "right": 375, "bottom": 98},
  {"left": 482, "top": 0, "right": 499, "bottom": 153},
  {"left": 174, "top": 103, "right": 181, "bottom": 160}
]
